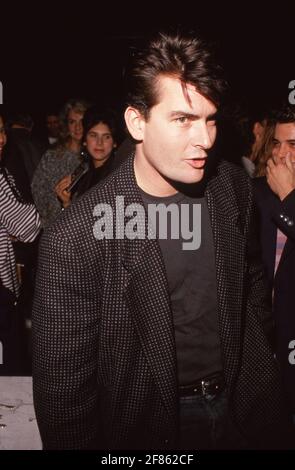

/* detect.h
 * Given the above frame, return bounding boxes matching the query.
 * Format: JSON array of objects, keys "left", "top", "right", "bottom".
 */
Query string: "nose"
[
  {"left": 74, "top": 121, "right": 82, "bottom": 130},
  {"left": 277, "top": 143, "right": 289, "bottom": 158},
  {"left": 191, "top": 120, "right": 214, "bottom": 150},
  {"left": 93, "top": 135, "right": 105, "bottom": 146}
]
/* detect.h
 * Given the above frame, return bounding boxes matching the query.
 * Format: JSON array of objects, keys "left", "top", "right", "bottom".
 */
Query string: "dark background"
[{"left": 0, "top": 1, "right": 294, "bottom": 129}]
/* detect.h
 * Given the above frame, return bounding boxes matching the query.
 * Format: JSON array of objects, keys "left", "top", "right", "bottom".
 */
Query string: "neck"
[
  {"left": 67, "top": 139, "right": 80, "bottom": 153},
  {"left": 134, "top": 149, "right": 177, "bottom": 197},
  {"left": 93, "top": 156, "right": 109, "bottom": 169}
]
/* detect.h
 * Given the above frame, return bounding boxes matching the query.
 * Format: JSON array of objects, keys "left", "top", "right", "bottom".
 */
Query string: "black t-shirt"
[{"left": 140, "top": 189, "right": 223, "bottom": 385}]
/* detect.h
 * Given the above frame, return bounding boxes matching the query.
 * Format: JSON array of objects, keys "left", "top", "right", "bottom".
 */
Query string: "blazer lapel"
[
  {"left": 269, "top": 186, "right": 294, "bottom": 275},
  {"left": 117, "top": 156, "right": 178, "bottom": 419},
  {"left": 206, "top": 171, "right": 245, "bottom": 392},
  {"left": 276, "top": 237, "right": 295, "bottom": 272}
]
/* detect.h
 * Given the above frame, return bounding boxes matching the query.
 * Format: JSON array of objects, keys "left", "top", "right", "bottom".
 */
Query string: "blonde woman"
[{"left": 31, "top": 99, "right": 90, "bottom": 228}]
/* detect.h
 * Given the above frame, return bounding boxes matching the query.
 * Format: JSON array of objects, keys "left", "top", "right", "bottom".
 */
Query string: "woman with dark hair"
[
  {"left": 0, "top": 114, "right": 41, "bottom": 374},
  {"left": 55, "top": 106, "right": 117, "bottom": 208}
]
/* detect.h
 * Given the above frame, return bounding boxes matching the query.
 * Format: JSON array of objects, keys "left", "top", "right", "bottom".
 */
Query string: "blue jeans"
[{"left": 178, "top": 390, "right": 248, "bottom": 449}]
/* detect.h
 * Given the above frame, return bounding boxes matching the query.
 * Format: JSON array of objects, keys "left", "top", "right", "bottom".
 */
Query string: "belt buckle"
[
  {"left": 201, "top": 377, "right": 220, "bottom": 396},
  {"left": 201, "top": 379, "right": 208, "bottom": 396}
]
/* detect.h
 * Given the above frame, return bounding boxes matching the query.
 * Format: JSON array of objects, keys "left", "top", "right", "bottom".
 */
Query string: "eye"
[
  {"left": 174, "top": 116, "right": 189, "bottom": 124},
  {"left": 207, "top": 120, "right": 216, "bottom": 127}
]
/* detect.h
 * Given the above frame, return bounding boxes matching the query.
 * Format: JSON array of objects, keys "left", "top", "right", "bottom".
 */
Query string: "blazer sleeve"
[
  {"left": 245, "top": 182, "right": 275, "bottom": 346},
  {"left": 32, "top": 228, "right": 101, "bottom": 449},
  {"left": 272, "top": 188, "right": 295, "bottom": 241}
]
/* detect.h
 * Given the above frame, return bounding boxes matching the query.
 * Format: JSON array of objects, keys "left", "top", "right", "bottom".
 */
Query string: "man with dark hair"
[
  {"left": 254, "top": 103, "right": 295, "bottom": 431},
  {"left": 4, "top": 112, "right": 44, "bottom": 201},
  {"left": 45, "top": 111, "right": 61, "bottom": 148},
  {"left": 32, "top": 32, "right": 290, "bottom": 450}
]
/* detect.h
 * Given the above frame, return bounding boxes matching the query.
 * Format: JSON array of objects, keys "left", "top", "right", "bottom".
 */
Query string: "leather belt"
[{"left": 179, "top": 373, "right": 224, "bottom": 397}]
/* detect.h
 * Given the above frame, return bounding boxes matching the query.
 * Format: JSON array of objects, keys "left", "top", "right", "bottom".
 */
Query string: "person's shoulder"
[
  {"left": 0, "top": 167, "right": 9, "bottom": 181},
  {"left": 45, "top": 157, "right": 133, "bottom": 243},
  {"left": 61, "top": 148, "right": 79, "bottom": 159},
  {"left": 216, "top": 159, "right": 252, "bottom": 189},
  {"left": 252, "top": 176, "right": 277, "bottom": 210},
  {"left": 252, "top": 176, "right": 268, "bottom": 198},
  {"left": 84, "top": 152, "right": 133, "bottom": 199},
  {"left": 0, "top": 168, "right": 15, "bottom": 189},
  {"left": 252, "top": 176, "right": 266, "bottom": 189},
  {"left": 42, "top": 147, "right": 76, "bottom": 161},
  {"left": 43, "top": 147, "right": 57, "bottom": 157},
  {"left": 209, "top": 160, "right": 254, "bottom": 214},
  {"left": 218, "top": 159, "right": 249, "bottom": 175},
  {"left": 0, "top": 170, "right": 7, "bottom": 190},
  {"left": 39, "top": 148, "right": 57, "bottom": 164}
]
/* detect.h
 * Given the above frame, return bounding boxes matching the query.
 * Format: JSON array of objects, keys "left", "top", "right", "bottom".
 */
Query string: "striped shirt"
[{"left": 0, "top": 169, "right": 41, "bottom": 296}]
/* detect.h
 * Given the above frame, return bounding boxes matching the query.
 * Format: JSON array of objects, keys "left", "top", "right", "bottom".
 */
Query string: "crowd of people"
[
  {"left": 0, "top": 30, "right": 294, "bottom": 449},
  {"left": 0, "top": 101, "right": 123, "bottom": 374}
]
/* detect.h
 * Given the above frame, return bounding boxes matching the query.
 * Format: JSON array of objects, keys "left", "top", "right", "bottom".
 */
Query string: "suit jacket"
[
  {"left": 5, "top": 128, "right": 45, "bottom": 201},
  {"left": 32, "top": 156, "right": 289, "bottom": 450},
  {"left": 254, "top": 177, "right": 295, "bottom": 413}
]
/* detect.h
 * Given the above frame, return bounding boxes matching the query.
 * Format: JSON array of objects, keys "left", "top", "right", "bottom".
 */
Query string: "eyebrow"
[
  {"left": 88, "top": 131, "right": 111, "bottom": 135},
  {"left": 169, "top": 111, "right": 218, "bottom": 120},
  {"left": 273, "top": 138, "right": 295, "bottom": 143}
]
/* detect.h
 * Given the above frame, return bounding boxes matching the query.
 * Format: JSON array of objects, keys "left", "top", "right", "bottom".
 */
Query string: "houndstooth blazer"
[{"left": 32, "top": 155, "right": 289, "bottom": 450}]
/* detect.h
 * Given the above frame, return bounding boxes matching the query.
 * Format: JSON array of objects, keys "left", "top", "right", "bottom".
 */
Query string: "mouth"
[{"left": 185, "top": 158, "right": 207, "bottom": 169}]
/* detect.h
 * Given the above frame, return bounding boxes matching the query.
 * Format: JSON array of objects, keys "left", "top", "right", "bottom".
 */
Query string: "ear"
[{"left": 124, "top": 106, "right": 145, "bottom": 141}]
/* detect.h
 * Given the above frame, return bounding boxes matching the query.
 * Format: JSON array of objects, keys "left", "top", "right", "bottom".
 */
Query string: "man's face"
[
  {"left": 134, "top": 76, "right": 217, "bottom": 194},
  {"left": 46, "top": 115, "right": 60, "bottom": 138},
  {"left": 272, "top": 122, "right": 295, "bottom": 164}
]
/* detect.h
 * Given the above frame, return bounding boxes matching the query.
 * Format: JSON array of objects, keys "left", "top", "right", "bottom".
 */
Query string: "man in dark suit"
[
  {"left": 5, "top": 113, "right": 45, "bottom": 198},
  {"left": 254, "top": 104, "right": 295, "bottom": 430},
  {"left": 45, "top": 111, "right": 60, "bottom": 148},
  {"left": 32, "top": 32, "right": 290, "bottom": 450}
]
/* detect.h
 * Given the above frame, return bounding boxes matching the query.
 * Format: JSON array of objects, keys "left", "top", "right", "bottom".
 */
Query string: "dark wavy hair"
[
  {"left": 270, "top": 103, "right": 295, "bottom": 124},
  {"left": 126, "top": 31, "right": 226, "bottom": 119},
  {"left": 82, "top": 106, "right": 117, "bottom": 144},
  {"left": 254, "top": 103, "right": 295, "bottom": 177}
]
